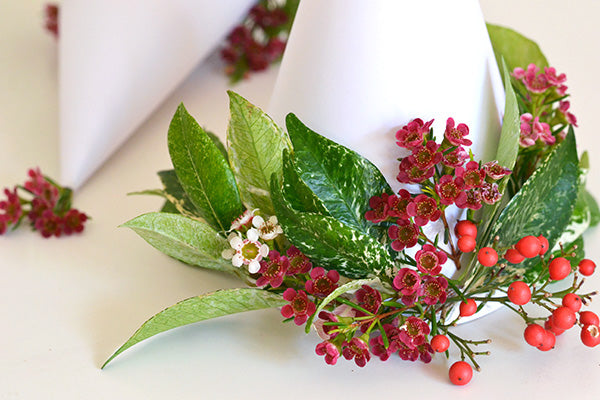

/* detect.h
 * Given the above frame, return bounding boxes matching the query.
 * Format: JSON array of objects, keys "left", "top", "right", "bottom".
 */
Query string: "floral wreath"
[{"left": 99, "top": 24, "right": 599, "bottom": 386}]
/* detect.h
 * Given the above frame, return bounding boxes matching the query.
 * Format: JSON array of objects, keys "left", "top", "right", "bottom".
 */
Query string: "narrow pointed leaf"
[
  {"left": 168, "top": 104, "right": 243, "bottom": 232},
  {"left": 227, "top": 91, "right": 291, "bottom": 215},
  {"left": 285, "top": 113, "right": 392, "bottom": 239},
  {"left": 157, "top": 169, "right": 199, "bottom": 216},
  {"left": 102, "top": 289, "right": 286, "bottom": 367},
  {"left": 122, "top": 212, "right": 232, "bottom": 272},
  {"left": 272, "top": 177, "right": 394, "bottom": 279}
]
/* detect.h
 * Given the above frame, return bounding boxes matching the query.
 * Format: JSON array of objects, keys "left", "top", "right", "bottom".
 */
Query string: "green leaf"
[
  {"left": 227, "top": 91, "right": 291, "bottom": 215},
  {"left": 160, "top": 200, "right": 179, "bottom": 214},
  {"left": 583, "top": 189, "right": 600, "bottom": 227},
  {"left": 168, "top": 103, "right": 244, "bottom": 232},
  {"left": 495, "top": 60, "right": 521, "bottom": 171},
  {"left": 122, "top": 212, "right": 232, "bottom": 272},
  {"left": 281, "top": 150, "right": 330, "bottom": 215},
  {"left": 157, "top": 169, "right": 199, "bottom": 216},
  {"left": 305, "top": 278, "right": 378, "bottom": 333},
  {"left": 487, "top": 24, "right": 548, "bottom": 83},
  {"left": 272, "top": 177, "right": 395, "bottom": 279},
  {"left": 102, "top": 289, "right": 285, "bottom": 368},
  {"left": 475, "top": 60, "right": 521, "bottom": 245},
  {"left": 285, "top": 113, "right": 393, "bottom": 238},
  {"left": 206, "top": 131, "right": 228, "bottom": 162},
  {"left": 489, "top": 128, "right": 579, "bottom": 279}
]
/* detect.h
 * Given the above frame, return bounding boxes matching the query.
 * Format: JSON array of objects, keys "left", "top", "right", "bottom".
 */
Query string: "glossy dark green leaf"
[
  {"left": 168, "top": 104, "right": 243, "bottom": 232},
  {"left": 227, "top": 91, "right": 291, "bottom": 215},
  {"left": 206, "top": 131, "right": 228, "bottom": 161},
  {"left": 272, "top": 176, "right": 394, "bottom": 279},
  {"left": 102, "top": 289, "right": 286, "bottom": 368},
  {"left": 122, "top": 212, "right": 233, "bottom": 272},
  {"left": 487, "top": 24, "right": 548, "bottom": 83},
  {"left": 281, "top": 150, "right": 329, "bottom": 215},
  {"left": 285, "top": 113, "right": 392, "bottom": 239}
]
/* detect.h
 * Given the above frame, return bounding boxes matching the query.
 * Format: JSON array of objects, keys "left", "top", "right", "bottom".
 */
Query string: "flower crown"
[{"left": 100, "top": 24, "right": 599, "bottom": 387}]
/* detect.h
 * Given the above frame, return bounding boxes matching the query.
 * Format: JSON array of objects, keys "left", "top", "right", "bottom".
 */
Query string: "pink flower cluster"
[
  {"left": 221, "top": 2, "right": 291, "bottom": 79},
  {"left": 0, "top": 168, "right": 88, "bottom": 238},
  {"left": 367, "top": 118, "right": 508, "bottom": 252},
  {"left": 512, "top": 64, "right": 577, "bottom": 148}
]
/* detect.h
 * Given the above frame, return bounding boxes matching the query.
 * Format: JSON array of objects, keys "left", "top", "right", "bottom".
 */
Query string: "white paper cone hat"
[
  {"left": 268, "top": 0, "right": 505, "bottom": 277},
  {"left": 59, "top": 0, "right": 255, "bottom": 188}
]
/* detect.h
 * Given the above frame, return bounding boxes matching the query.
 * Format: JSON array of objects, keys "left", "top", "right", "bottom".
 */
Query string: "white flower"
[
  {"left": 252, "top": 215, "right": 283, "bottom": 241},
  {"left": 223, "top": 229, "right": 269, "bottom": 273},
  {"left": 229, "top": 209, "right": 257, "bottom": 231}
]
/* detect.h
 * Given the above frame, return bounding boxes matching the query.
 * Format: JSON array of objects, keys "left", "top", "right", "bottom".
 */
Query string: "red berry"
[
  {"left": 459, "top": 299, "right": 478, "bottom": 317},
  {"left": 552, "top": 306, "right": 577, "bottom": 330},
  {"left": 504, "top": 248, "right": 525, "bottom": 264},
  {"left": 457, "top": 236, "right": 476, "bottom": 253},
  {"left": 507, "top": 281, "right": 531, "bottom": 305},
  {"left": 578, "top": 259, "right": 596, "bottom": 276},
  {"left": 449, "top": 361, "right": 473, "bottom": 386},
  {"left": 455, "top": 220, "right": 477, "bottom": 238},
  {"left": 537, "top": 235, "right": 549, "bottom": 255},
  {"left": 524, "top": 324, "right": 545, "bottom": 347},
  {"left": 579, "top": 311, "right": 600, "bottom": 326},
  {"left": 431, "top": 334, "right": 450, "bottom": 353},
  {"left": 537, "top": 330, "right": 556, "bottom": 351},
  {"left": 477, "top": 247, "right": 498, "bottom": 267},
  {"left": 544, "top": 317, "right": 565, "bottom": 336},
  {"left": 515, "top": 236, "right": 541, "bottom": 258},
  {"left": 581, "top": 324, "right": 600, "bottom": 347},
  {"left": 562, "top": 293, "right": 582, "bottom": 312},
  {"left": 548, "top": 257, "right": 572, "bottom": 281}
]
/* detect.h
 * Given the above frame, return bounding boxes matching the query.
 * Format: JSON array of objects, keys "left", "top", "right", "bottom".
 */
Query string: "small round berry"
[
  {"left": 544, "top": 317, "right": 565, "bottom": 336},
  {"left": 552, "top": 306, "right": 577, "bottom": 330},
  {"left": 579, "top": 311, "right": 600, "bottom": 326},
  {"left": 504, "top": 248, "right": 525, "bottom": 264},
  {"left": 548, "top": 257, "right": 572, "bottom": 281},
  {"left": 507, "top": 281, "right": 531, "bottom": 305},
  {"left": 455, "top": 220, "right": 477, "bottom": 238},
  {"left": 578, "top": 259, "right": 596, "bottom": 276},
  {"left": 459, "top": 299, "right": 477, "bottom": 317},
  {"left": 431, "top": 334, "right": 450, "bottom": 353},
  {"left": 457, "top": 236, "right": 476, "bottom": 253},
  {"left": 537, "top": 330, "right": 556, "bottom": 352},
  {"left": 562, "top": 293, "right": 582, "bottom": 312},
  {"left": 515, "top": 236, "right": 541, "bottom": 258},
  {"left": 580, "top": 324, "right": 600, "bottom": 347},
  {"left": 477, "top": 247, "right": 498, "bottom": 267},
  {"left": 524, "top": 324, "right": 546, "bottom": 347},
  {"left": 449, "top": 361, "right": 473, "bottom": 386},
  {"left": 537, "top": 235, "right": 549, "bottom": 255}
]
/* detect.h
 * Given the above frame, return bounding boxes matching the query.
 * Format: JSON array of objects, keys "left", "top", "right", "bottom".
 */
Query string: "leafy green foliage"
[
  {"left": 280, "top": 150, "right": 330, "bottom": 215},
  {"left": 168, "top": 104, "right": 243, "bottom": 232},
  {"left": 272, "top": 177, "right": 394, "bottom": 279},
  {"left": 285, "top": 114, "right": 392, "bottom": 239},
  {"left": 102, "top": 289, "right": 286, "bottom": 367},
  {"left": 487, "top": 24, "right": 549, "bottom": 83},
  {"left": 157, "top": 169, "right": 199, "bottom": 216},
  {"left": 227, "top": 91, "right": 291, "bottom": 215},
  {"left": 490, "top": 128, "right": 579, "bottom": 280},
  {"left": 122, "top": 212, "right": 232, "bottom": 272}
]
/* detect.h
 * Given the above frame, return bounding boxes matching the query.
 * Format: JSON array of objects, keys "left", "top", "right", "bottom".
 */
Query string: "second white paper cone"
[{"left": 59, "top": 0, "right": 255, "bottom": 188}]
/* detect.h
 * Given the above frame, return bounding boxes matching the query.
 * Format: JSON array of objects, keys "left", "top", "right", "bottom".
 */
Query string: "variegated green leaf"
[
  {"left": 285, "top": 114, "right": 393, "bottom": 239},
  {"left": 227, "top": 91, "right": 291, "bottom": 215},
  {"left": 272, "top": 176, "right": 394, "bottom": 279},
  {"left": 122, "top": 212, "right": 232, "bottom": 272},
  {"left": 168, "top": 104, "right": 243, "bottom": 233},
  {"left": 102, "top": 289, "right": 285, "bottom": 367},
  {"left": 281, "top": 150, "right": 330, "bottom": 215}
]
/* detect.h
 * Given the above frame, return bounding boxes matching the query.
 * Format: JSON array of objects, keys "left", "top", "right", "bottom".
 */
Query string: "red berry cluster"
[
  {"left": 0, "top": 168, "right": 88, "bottom": 238},
  {"left": 221, "top": 1, "right": 296, "bottom": 82}
]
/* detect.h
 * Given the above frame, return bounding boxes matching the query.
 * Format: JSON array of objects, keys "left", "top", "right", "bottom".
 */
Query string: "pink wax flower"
[
  {"left": 444, "top": 118, "right": 472, "bottom": 147},
  {"left": 387, "top": 189, "right": 412, "bottom": 220},
  {"left": 436, "top": 175, "right": 467, "bottom": 206},
  {"left": 281, "top": 288, "right": 316, "bottom": 326},
  {"left": 305, "top": 267, "right": 339, "bottom": 297},
  {"left": 364, "top": 193, "right": 390, "bottom": 223},
  {"left": 419, "top": 275, "right": 448, "bottom": 305},
  {"left": 415, "top": 244, "right": 447, "bottom": 275},
  {"left": 395, "top": 118, "right": 433, "bottom": 149},
  {"left": 342, "top": 338, "right": 371, "bottom": 367},
  {"left": 455, "top": 161, "right": 486, "bottom": 189},
  {"left": 406, "top": 194, "right": 441, "bottom": 226},
  {"left": 388, "top": 219, "right": 419, "bottom": 251},
  {"left": 285, "top": 245, "right": 312, "bottom": 275},
  {"left": 256, "top": 250, "right": 289, "bottom": 288},
  {"left": 315, "top": 341, "right": 340, "bottom": 365}
]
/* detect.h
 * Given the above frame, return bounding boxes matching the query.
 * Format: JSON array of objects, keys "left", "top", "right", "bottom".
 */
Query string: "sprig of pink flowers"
[{"left": 0, "top": 168, "right": 88, "bottom": 238}]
